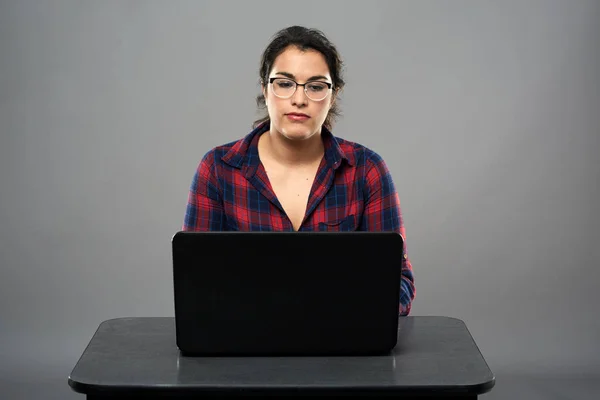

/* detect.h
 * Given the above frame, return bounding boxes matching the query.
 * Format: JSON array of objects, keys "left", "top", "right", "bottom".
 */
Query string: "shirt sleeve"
[
  {"left": 182, "top": 150, "right": 227, "bottom": 231},
  {"left": 360, "top": 153, "right": 416, "bottom": 316}
]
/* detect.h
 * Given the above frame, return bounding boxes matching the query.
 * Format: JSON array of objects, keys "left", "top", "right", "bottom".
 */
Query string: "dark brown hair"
[{"left": 253, "top": 26, "right": 345, "bottom": 130}]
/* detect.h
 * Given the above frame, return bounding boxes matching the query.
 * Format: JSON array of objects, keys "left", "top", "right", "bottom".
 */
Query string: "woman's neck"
[{"left": 259, "top": 129, "right": 324, "bottom": 167}]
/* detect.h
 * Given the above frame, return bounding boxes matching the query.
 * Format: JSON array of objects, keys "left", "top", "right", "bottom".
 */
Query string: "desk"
[{"left": 68, "top": 316, "right": 495, "bottom": 399}]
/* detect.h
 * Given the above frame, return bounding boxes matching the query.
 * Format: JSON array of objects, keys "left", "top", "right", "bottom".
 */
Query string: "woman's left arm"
[{"left": 360, "top": 153, "right": 416, "bottom": 316}]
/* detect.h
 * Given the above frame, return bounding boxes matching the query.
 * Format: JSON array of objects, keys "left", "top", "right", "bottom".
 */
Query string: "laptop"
[{"left": 171, "top": 231, "right": 404, "bottom": 356}]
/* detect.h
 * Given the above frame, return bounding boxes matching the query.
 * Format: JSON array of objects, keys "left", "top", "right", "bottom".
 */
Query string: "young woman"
[{"left": 183, "top": 26, "right": 415, "bottom": 315}]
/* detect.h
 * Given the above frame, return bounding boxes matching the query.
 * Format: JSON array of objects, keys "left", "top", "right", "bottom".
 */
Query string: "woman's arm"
[
  {"left": 182, "top": 151, "right": 227, "bottom": 232},
  {"left": 360, "top": 153, "right": 416, "bottom": 316}
]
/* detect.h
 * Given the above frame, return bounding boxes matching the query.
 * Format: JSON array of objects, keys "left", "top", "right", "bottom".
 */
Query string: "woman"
[{"left": 183, "top": 26, "right": 415, "bottom": 316}]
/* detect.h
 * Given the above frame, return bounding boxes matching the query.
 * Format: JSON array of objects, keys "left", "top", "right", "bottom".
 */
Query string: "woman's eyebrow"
[{"left": 274, "top": 71, "right": 329, "bottom": 81}]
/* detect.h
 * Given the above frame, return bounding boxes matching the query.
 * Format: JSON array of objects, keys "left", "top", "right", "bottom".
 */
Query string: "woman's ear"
[
  {"left": 262, "top": 82, "right": 268, "bottom": 105},
  {"left": 330, "top": 90, "right": 338, "bottom": 108}
]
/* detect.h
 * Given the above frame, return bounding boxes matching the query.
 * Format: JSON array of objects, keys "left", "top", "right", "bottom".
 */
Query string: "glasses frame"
[{"left": 268, "top": 77, "right": 333, "bottom": 101}]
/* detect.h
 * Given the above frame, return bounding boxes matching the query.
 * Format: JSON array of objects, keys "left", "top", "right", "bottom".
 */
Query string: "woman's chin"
[{"left": 279, "top": 125, "right": 318, "bottom": 141}]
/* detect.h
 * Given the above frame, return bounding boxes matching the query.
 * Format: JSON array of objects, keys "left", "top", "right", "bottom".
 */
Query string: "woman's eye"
[
  {"left": 308, "top": 84, "right": 326, "bottom": 92},
  {"left": 277, "top": 82, "right": 294, "bottom": 88}
]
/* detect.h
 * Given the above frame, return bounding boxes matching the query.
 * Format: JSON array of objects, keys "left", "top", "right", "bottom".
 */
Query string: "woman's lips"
[{"left": 286, "top": 113, "right": 310, "bottom": 121}]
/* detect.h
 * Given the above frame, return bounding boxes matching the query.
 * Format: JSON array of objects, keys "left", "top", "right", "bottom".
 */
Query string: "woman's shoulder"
[
  {"left": 200, "top": 139, "right": 239, "bottom": 160},
  {"left": 332, "top": 134, "right": 390, "bottom": 169},
  {"left": 198, "top": 125, "right": 265, "bottom": 168},
  {"left": 196, "top": 133, "right": 253, "bottom": 169}
]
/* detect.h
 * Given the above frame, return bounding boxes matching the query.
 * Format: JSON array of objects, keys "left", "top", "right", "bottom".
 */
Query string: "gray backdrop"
[{"left": 1, "top": 1, "right": 598, "bottom": 399}]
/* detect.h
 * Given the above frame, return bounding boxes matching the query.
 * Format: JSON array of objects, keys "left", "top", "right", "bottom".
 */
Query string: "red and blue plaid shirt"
[{"left": 183, "top": 122, "right": 415, "bottom": 315}]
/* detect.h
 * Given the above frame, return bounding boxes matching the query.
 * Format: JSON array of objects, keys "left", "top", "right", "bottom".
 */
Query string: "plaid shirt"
[{"left": 183, "top": 122, "right": 415, "bottom": 316}]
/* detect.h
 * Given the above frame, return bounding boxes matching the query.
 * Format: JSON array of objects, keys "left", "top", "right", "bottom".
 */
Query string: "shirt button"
[{"left": 403, "top": 254, "right": 408, "bottom": 259}]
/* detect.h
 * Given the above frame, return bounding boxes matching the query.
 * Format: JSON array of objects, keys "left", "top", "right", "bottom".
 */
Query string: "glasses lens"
[
  {"left": 271, "top": 78, "right": 296, "bottom": 98},
  {"left": 270, "top": 78, "right": 331, "bottom": 101},
  {"left": 305, "top": 82, "right": 330, "bottom": 101}
]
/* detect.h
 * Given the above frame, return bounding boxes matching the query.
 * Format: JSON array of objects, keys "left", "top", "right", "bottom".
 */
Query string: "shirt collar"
[{"left": 221, "top": 121, "right": 355, "bottom": 173}]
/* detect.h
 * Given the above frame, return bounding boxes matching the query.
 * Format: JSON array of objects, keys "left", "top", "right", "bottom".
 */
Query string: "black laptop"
[{"left": 171, "top": 231, "right": 404, "bottom": 356}]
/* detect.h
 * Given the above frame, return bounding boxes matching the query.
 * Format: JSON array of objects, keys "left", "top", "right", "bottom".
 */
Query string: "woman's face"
[{"left": 263, "top": 46, "right": 335, "bottom": 141}]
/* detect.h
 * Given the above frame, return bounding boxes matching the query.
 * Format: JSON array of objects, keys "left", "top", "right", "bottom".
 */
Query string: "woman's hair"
[{"left": 253, "top": 26, "right": 345, "bottom": 130}]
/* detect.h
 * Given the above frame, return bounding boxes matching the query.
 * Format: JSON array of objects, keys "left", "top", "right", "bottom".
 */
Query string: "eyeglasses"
[{"left": 268, "top": 77, "right": 333, "bottom": 102}]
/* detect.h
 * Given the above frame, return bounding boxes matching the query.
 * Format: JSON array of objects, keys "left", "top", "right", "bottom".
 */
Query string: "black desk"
[{"left": 68, "top": 316, "right": 495, "bottom": 399}]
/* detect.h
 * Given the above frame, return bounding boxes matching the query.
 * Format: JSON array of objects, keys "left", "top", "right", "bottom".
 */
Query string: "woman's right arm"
[{"left": 182, "top": 151, "right": 227, "bottom": 231}]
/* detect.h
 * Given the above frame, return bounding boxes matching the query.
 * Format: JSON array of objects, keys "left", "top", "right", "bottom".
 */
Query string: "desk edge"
[{"left": 67, "top": 377, "right": 496, "bottom": 396}]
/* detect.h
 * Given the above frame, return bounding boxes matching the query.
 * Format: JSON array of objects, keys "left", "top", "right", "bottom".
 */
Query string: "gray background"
[{"left": 1, "top": 0, "right": 598, "bottom": 398}]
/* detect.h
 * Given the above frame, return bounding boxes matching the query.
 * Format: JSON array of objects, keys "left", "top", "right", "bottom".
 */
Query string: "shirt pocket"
[{"left": 318, "top": 214, "right": 359, "bottom": 232}]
